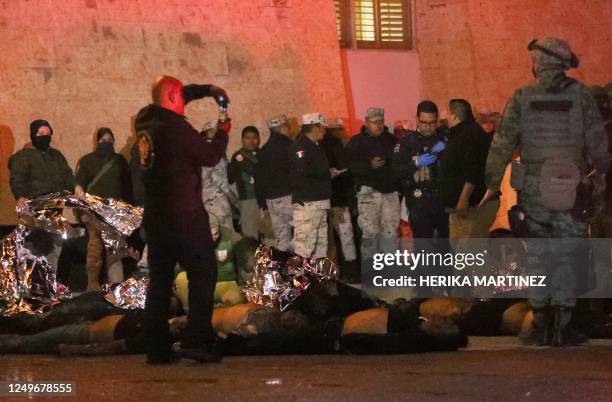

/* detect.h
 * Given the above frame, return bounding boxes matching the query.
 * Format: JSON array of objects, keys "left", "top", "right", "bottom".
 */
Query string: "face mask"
[
  {"left": 31, "top": 135, "right": 51, "bottom": 151},
  {"left": 96, "top": 142, "right": 115, "bottom": 157}
]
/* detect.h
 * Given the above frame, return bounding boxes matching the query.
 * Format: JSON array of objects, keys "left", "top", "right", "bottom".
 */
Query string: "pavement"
[{"left": 2, "top": 337, "right": 612, "bottom": 401}]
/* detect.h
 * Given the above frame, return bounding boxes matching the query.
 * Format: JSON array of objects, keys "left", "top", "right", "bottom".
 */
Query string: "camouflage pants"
[
  {"left": 521, "top": 177, "right": 587, "bottom": 309},
  {"left": 266, "top": 195, "right": 293, "bottom": 252},
  {"left": 239, "top": 199, "right": 259, "bottom": 240},
  {"left": 586, "top": 211, "right": 612, "bottom": 297},
  {"left": 357, "top": 186, "right": 400, "bottom": 269},
  {"left": 204, "top": 196, "right": 234, "bottom": 230},
  {"left": 292, "top": 200, "right": 330, "bottom": 258},
  {"left": 330, "top": 206, "right": 357, "bottom": 261}
]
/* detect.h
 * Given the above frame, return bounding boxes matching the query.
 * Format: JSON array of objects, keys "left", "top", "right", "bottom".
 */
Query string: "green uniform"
[{"left": 486, "top": 70, "right": 610, "bottom": 309}]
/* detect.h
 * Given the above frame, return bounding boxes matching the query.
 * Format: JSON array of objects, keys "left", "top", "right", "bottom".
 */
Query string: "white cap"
[{"left": 302, "top": 112, "right": 325, "bottom": 125}]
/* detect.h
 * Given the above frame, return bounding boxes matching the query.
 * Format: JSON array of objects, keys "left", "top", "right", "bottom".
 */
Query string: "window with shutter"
[{"left": 337, "top": 0, "right": 411, "bottom": 50}]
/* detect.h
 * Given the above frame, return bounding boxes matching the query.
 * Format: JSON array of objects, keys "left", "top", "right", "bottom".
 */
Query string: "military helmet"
[{"left": 528, "top": 37, "right": 579, "bottom": 70}]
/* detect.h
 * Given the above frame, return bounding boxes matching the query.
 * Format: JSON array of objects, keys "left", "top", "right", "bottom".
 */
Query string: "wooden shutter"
[
  {"left": 354, "top": 0, "right": 377, "bottom": 47},
  {"left": 334, "top": 0, "right": 352, "bottom": 48},
  {"left": 379, "top": 0, "right": 411, "bottom": 49},
  {"left": 354, "top": 0, "right": 411, "bottom": 50}
]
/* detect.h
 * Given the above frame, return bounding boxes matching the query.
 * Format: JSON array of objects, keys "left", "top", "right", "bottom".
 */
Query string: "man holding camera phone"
[{"left": 134, "top": 76, "right": 229, "bottom": 364}]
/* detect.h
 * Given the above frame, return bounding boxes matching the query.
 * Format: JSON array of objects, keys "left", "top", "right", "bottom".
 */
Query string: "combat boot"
[
  {"left": 518, "top": 307, "right": 551, "bottom": 346},
  {"left": 341, "top": 259, "right": 361, "bottom": 284},
  {"left": 551, "top": 306, "right": 589, "bottom": 347}
]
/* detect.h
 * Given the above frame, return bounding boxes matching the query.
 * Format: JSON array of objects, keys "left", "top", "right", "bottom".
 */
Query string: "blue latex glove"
[
  {"left": 431, "top": 141, "right": 446, "bottom": 154},
  {"left": 415, "top": 153, "right": 437, "bottom": 167}
]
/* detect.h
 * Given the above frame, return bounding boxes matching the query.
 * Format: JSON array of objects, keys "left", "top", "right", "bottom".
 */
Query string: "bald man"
[{"left": 134, "top": 75, "right": 229, "bottom": 364}]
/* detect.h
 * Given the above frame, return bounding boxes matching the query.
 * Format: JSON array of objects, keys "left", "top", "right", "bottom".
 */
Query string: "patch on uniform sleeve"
[
  {"left": 136, "top": 130, "right": 154, "bottom": 170},
  {"left": 296, "top": 150, "right": 305, "bottom": 158},
  {"left": 529, "top": 100, "right": 573, "bottom": 111},
  {"left": 394, "top": 143, "right": 401, "bottom": 153}
]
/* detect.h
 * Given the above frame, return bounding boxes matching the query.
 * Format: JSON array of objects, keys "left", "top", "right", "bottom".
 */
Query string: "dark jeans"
[
  {"left": 407, "top": 193, "right": 452, "bottom": 296},
  {"left": 144, "top": 228, "right": 217, "bottom": 357}
]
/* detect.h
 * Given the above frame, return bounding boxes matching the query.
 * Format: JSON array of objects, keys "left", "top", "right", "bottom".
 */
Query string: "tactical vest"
[{"left": 519, "top": 82, "right": 585, "bottom": 174}]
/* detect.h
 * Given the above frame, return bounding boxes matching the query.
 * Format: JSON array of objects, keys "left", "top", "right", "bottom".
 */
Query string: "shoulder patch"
[{"left": 136, "top": 130, "right": 154, "bottom": 170}]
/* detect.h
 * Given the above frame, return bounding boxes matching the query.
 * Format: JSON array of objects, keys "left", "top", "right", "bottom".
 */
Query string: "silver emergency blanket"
[
  {"left": 17, "top": 192, "right": 143, "bottom": 256},
  {"left": 0, "top": 226, "right": 71, "bottom": 315},
  {"left": 1, "top": 192, "right": 142, "bottom": 316},
  {"left": 242, "top": 245, "right": 337, "bottom": 311},
  {"left": 103, "top": 277, "right": 149, "bottom": 310}
]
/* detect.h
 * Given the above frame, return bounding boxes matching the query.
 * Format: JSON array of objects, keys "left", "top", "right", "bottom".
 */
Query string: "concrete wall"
[{"left": 0, "top": 0, "right": 348, "bottom": 224}]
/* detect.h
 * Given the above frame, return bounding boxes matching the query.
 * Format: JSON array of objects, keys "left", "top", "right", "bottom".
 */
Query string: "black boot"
[
  {"left": 341, "top": 259, "right": 361, "bottom": 284},
  {"left": 552, "top": 306, "right": 589, "bottom": 347},
  {"left": 519, "top": 307, "right": 551, "bottom": 346},
  {"left": 175, "top": 341, "right": 223, "bottom": 363}
]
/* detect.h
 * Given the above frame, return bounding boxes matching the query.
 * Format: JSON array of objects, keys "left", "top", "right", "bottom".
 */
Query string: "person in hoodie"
[
  {"left": 255, "top": 115, "right": 294, "bottom": 252},
  {"left": 9, "top": 119, "right": 75, "bottom": 273},
  {"left": 482, "top": 37, "right": 610, "bottom": 347},
  {"left": 201, "top": 119, "right": 236, "bottom": 231},
  {"left": 134, "top": 75, "right": 229, "bottom": 364},
  {"left": 346, "top": 108, "right": 399, "bottom": 277},
  {"left": 74, "top": 127, "right": 132, "bottom": 290},
  {"left": 228, "top": 126, "right": 261, "bottom": 240}
]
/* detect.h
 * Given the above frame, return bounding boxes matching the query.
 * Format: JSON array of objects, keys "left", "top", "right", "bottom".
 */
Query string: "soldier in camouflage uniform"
[
  {"left": 256, "top": 115, "right": 294, "bottom": 252},
  {"left": 320, "top": 119, "right": 357, "bottom": 268},
  {"left": 201, "top": 119, "right": 237, "bottom": 230},
  {"left": 346, "top": 108, "right": 400, "bottom": 274},
  {"left": 483, "top": 38, "right": 610, "bottom": 346},
  {"left": 290, "top": 113, "right": 333, "bottom": 258}
]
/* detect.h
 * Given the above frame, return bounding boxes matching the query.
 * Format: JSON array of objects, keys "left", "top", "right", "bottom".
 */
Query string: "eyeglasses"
[{"left": 418, "top": 120, "right": 437, "bottom": 128}]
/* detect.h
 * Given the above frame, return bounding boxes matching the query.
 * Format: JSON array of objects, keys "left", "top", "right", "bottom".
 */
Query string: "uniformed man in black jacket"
[
  {"left": 392, "top": 101, "right": 451, "bottom": 295},
  {"left": 320, "top": 119, "right": 358, "bottom": 279},
  {"left": 290, "top": 112, "right": 336, "bottom": 258},
  {"left": 134, "top": 75, "right": 229, "bottom": 364},
  {"left": 256, "top": 115, "right": 294, "bottom": 252},
  {"left": 346, "top": 108, "right": 400, "bottom": 274}
]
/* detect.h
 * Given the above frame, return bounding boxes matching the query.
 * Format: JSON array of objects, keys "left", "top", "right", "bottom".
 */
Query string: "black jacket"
[
  {"left": 76, "top": 151, "right": 132, "bottom": 202},
  {"left": 437, "top": 118, "right": 492, "bottom": 208},
  {"left": 228, "top": 148, "right": 258, "bottom": 201},
  {"left": 392, "top": 129, "right": 447, "bottom": 199},
  {"left": 346, "top": 126, "right": 398, "bottom": 194},
  {"left": 9, "top": 147, "right": 75, "bottom": 199},
  {"left": 134, "top": 104, "right": 227, "bottom": 235},
  {"left": 320, "top": 132, "right": 354, "bottom": 207},
  {"left": 130, "top": 141, "right": 146, "bottom": 207},
  {"left": 289, "top": 134, "right": 331, "bottom": 204},
  {"left": 255, "top": 132, "right": 293, "bottom": 202}
]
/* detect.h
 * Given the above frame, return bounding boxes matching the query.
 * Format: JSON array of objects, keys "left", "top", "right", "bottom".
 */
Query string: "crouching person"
[{"left": 175, "top": 214, "right": 246, "bottom": 309}]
